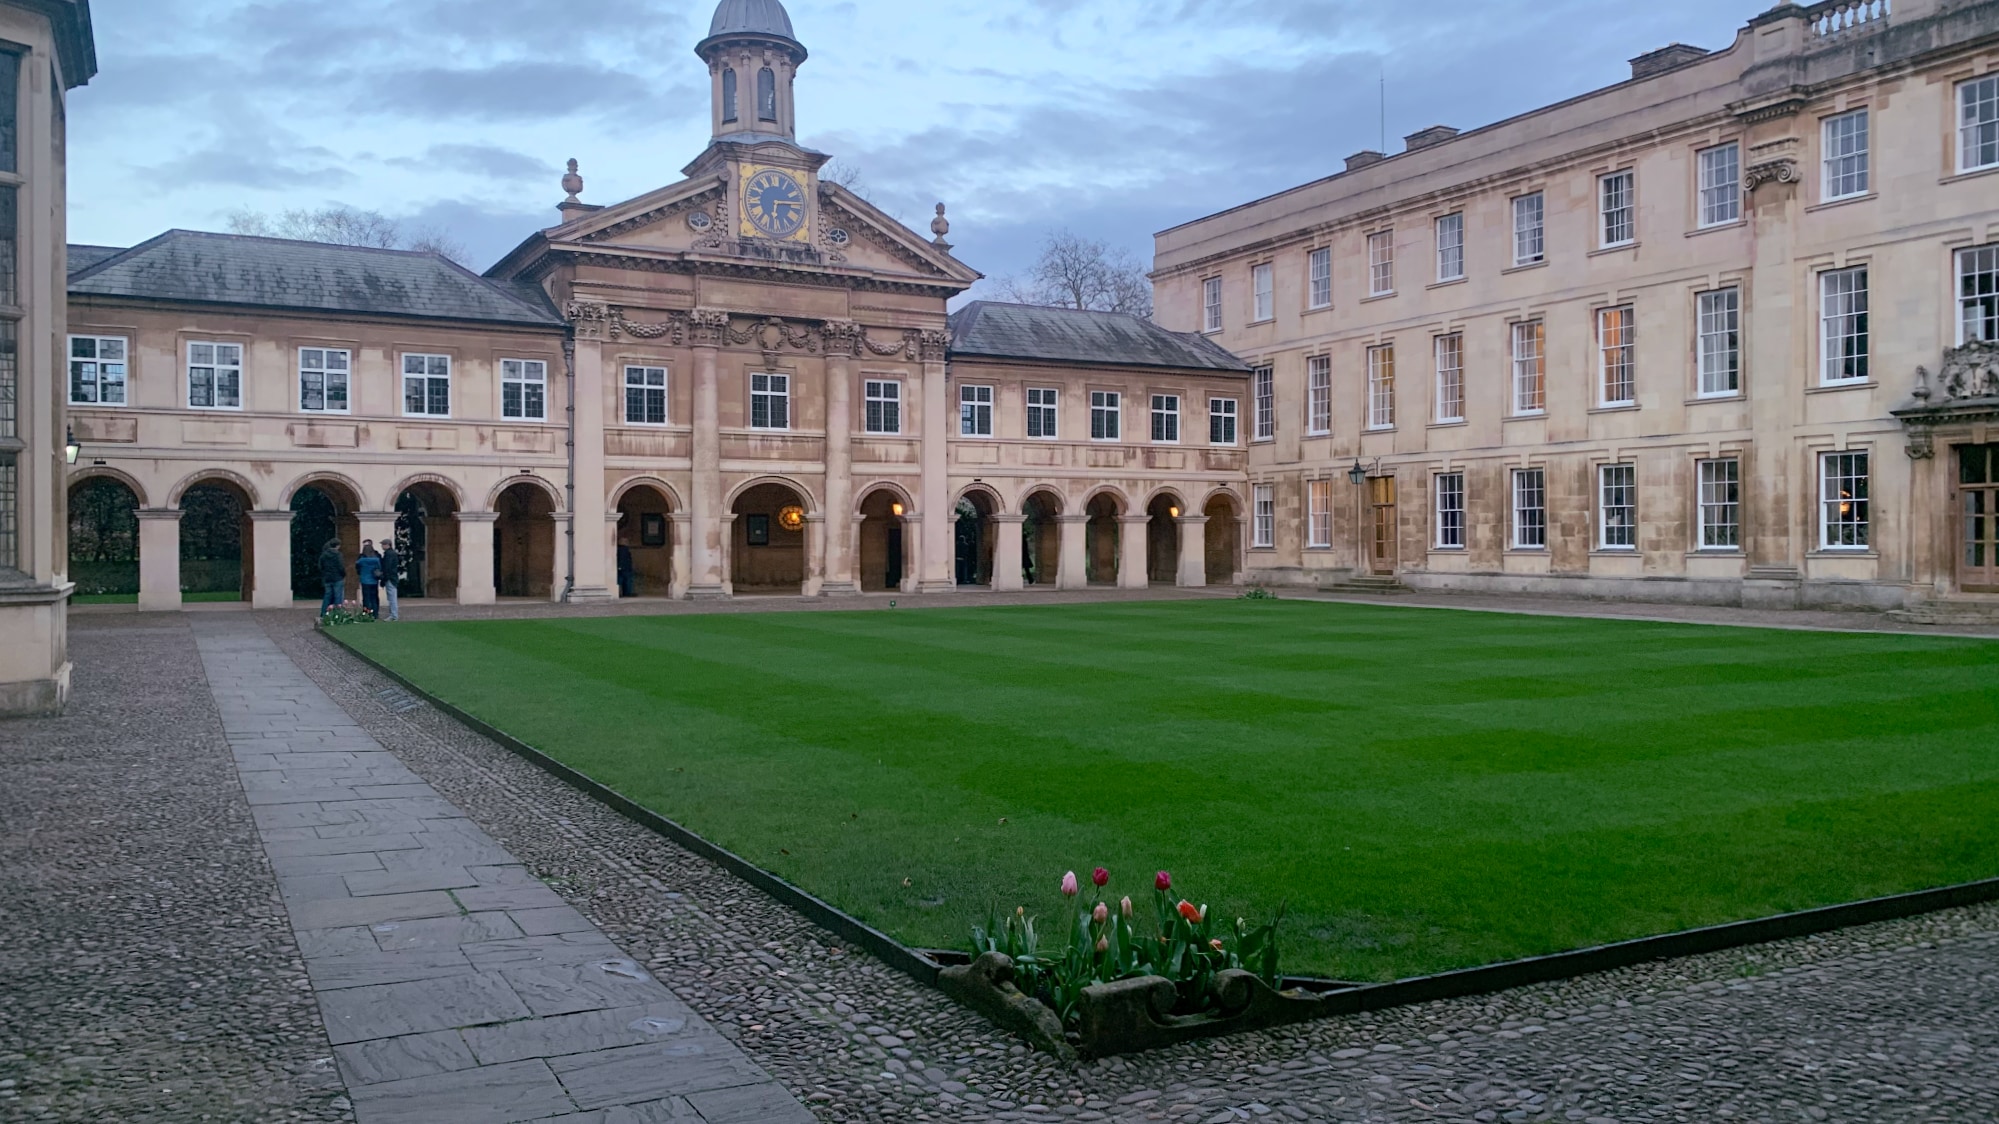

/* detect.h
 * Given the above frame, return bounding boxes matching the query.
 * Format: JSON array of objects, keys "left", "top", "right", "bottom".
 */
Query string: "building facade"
[
  {"left": 61, "top": 0, "right": 1249, "bottom": 612},
  {"left": 0, "top": 0, "right": 93, "bottom": 716},
  {"left": 1154, "top": 0, "right": 1999, "bottom": 612}
]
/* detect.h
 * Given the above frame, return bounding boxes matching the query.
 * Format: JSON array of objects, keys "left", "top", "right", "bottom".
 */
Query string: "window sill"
[
  {"left": 1588, "top": 403, "right": 1639, "bottom": 415},
  {"left": 1303, "top": 303, "right": 1334, "bottom": 315},
  {"left": 1249, "top": 317, "right": 1275, "bottom": 326},
  {"left": 620, "top": 421, "right": 672, "bottom": 428},
  {"left": 1251, "top": 437, "right": 1276, "bottom": 445},
  {"left": 1429, "top": 418, "right": 1467, "bottom": 429},
  {"left": 70, "top": 400, "right": 130, "bottom": 408},
  {"left": 1807, "top": 192, "right": 1874, "bottom": 213},
  {"left": 1809, "top": 548, "right": 1877, "bottom": 558},
  {"left": 1505, "top": 547, "right": 1548, "bottom": 554},
  {"left": 1203, "top": 328, "right": 1223, "bottom": 336},
  {"left": 1362, "top": 291, "right": 1397, "bottom": 303},
  {"left": 1686, "top": 548, "right": 1744, "bottom": 557},
  {"left": 1427, "top": 276, "right": 1467, "bottom": 290},
  {"left": 1686, "top": 219, "right": 1746, "bottom": 238},
  {"left": 1588, "top": 242, "right": 1638, "bottom": 258},
  {"left": 1248, "top": 546, "right": 1278, "bottom": 554},
  {"left": 1304, "top": 429, "right": 1332, "bottom": 439},
  {"left": 1364, "top": 425, "right": 1396, "bottom": 434},
  {"left": 1591, "top": 548, "right": 1638, "bottom": 557},
  {"left": 1941, "top": 164, "right": 1999, "bottom": 186},
  {"left": 192, "top": 405, "right": 247, "bottom": 413},
  {"left": 1806, "top": 379, "right": 1874, "bottom": 395},
  {"left": 1505, "top": 410, "right": 1548, "bottom": 420},
  {"left": 1502, "top": 260, "right": 1547, "bottom": 275},
  {"left": 1428, "top": 546, "right": 1466, "bottom": 554},
  {"left": 1688, "top": 392, "right": 1745, "bottom": 405},
  {"left": 301, "top": 410, "right": 356, "bottom": 418}
]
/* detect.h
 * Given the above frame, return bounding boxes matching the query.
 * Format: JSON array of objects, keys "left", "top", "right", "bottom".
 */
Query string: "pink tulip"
[
  {"left": 1119, "top": 896, "right": 1133, "bottom": 918},
  {"left": 1155, "top": 871, "right": 1172, "bottom": 892},
  {"left": 1209, "top": 938, "right": 1225, "bottom": 952},
  {"left": 1095, "top": 935, "right": 1109, "bottom": 953},
  {"left": 1060, "top": 871, "right": 1078, "bottom": 897},
  {"left": 1092, "top": 902, "right": 1109, "bottom": 924},
  {"left": 1092, "top": 867, "right": 1109, "bottom": 888}
]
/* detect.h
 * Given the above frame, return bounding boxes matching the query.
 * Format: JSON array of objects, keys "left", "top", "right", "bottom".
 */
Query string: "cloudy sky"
[{"left": 71, "top": 0, "right": 1759, "bottom": 293}]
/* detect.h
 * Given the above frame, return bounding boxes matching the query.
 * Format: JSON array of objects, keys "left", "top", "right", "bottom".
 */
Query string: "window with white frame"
[
  {"left": 1367, "top": 344, "right": 1395, "bottom": 429},
  {"left": 1434, "top": 472, "right": 1465, "bottom": 549},
  {"left": 1598, "top": 305, "right": 1635, "bottom": 406},
  {"left": 189, "top": 341, "right": 245, "bottom": 410},
  {"left": 502, "top": 358, "right": 547, "bottom": 421},
  {"left": 1026, "top": 386, "right": 1057, "bottom": 438},
  {"left": 1151, "top": 394, "right": 1180, "bottom": 442},
  {"left": 1202, "top": 276, "right": 1223, "bottom": 332},
  {"left": 1307, "top": 479, "right": 1332, "bottom": 548},
  {"left": 1823, "top": 109, "right": 1869, "bottom": 200},
  {"left": 1367, "top": 230, "right": 1394, "bottom": 295},
  {"left": 864, "top": 378, "right": 901, "bottom": 434},
  {"left": 1698, "top": 458, "right": 1741, "bottom": 549},
  {"left": 959, "top": 383, "right": 994, "bottom": 436},
  {"left": 1599, "top": 463, "right": 1636, "bottom": 550},
  {"left": 1820, "top": 451, "right": 1870, "bottom": 549},
  {"left": 1209, "top": 397, "right": 1237, "bottom": 445},
  {"left": 1251, "top": 262, "right": 1274, "bottom": 321},
  {"left": 1511, "top": 320, "right": 1545, "bottom": 414},
  {"left": 1435, "top": 212, "right": 1464, "bottom": 282},
  {"left": 401, "top": 352, "right": 449, "bottom": 417},
  {"left": 750, "top": 371, "right": 790, "bottom": 429},
  {"left": 68, "top": 335, "right": 127, "bottom": 405},
  {"left": 1307, "top": 247, "right": 1332, "bottom": 309},
  {"left": 1959, "top": 74, "right": 1999, "bottom": 173},
  {"left": 1306, "top": 355, "right": 1331, "bottom": 435},
  {"left": 1252, "top": 365, "right": 1274, "bottom": 440},
  {"left": 1512, "top": 468, "right": 1547, "bottom": 549},
  {"left": 1697, "top": 287, "right": 1741, "bottom": 396},
  {"left": 1959, "top": 243, "right": 1998, "bottom": 344},
  {"left": 1600, "top": 170, "right": 1635, "bottom": 247},
  {"left": 1698, "top": 142, "right": 1741, "bottom": 227},
  {"left": 1090, "top": 390, "right": 1120, "bottom": 440},
  {"left": 1435, "top": 334, "right": 1464, "bottom": 423},
  {"left": 1820, "top": 266, "right": 1869, "bottom": 384},
  {"left": 624, "top": 365, "right": 667, "bottom": 425},
  {"left": 1512, "top": 193, "right": 1544, "bottom": 265},
  {"left": 300, "top": 347, "right": 351, "bottom": 413},
  {"left": 1252, "top": 483, "right": 1274, "bottom": 548}
]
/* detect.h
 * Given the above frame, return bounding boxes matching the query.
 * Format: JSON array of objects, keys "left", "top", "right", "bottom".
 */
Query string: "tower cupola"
[{"left": 697, "top": 0, "right": 807, "bottom": 143}]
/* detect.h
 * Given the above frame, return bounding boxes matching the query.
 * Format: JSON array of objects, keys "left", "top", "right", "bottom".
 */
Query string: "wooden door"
[
  {"left": 1369, "top": 476, "right": 1397, "bottom": 575},
  {"left": 1961, "top": 444, "right": 1999, "bottom": 593}
]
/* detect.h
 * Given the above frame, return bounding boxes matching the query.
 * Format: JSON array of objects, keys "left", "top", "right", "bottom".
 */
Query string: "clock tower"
[{"left": 691, "top": 0, "right": 823, "bottom": 244}]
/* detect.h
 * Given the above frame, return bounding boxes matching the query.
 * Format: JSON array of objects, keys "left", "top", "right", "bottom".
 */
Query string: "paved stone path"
[{"left": 189, "top": 614, "right": 813, "bottom": 1124}]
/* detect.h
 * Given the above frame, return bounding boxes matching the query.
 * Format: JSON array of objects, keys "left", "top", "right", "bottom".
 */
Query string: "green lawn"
[{"left": 335, "top": 600, "right": 1999, "bottom": 981}]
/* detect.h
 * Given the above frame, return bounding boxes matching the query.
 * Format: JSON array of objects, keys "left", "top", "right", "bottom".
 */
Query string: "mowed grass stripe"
[{"left": 341, "top": 600, "right": 1999, "bottom": 980}]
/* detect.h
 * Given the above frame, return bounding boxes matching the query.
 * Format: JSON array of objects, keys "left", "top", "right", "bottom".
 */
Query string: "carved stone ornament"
[
  {"left": 686, "top": 211, "right": 713, "bottom": 232},
  {"left": 820, "top": 319, "right": 862, "bottom": 358},
  {"left": 565, "top": 299, "right": 613, "bottom": 341},
  {"left": 688, "top": 308, "right": 732, "bottom": 347},
  {"left": 1742, "top": 158, "right": 1799, "bottom": 191},
  {"left": 861, "top": 328, "right": 920, "bottom": 360},
  {"left": 1918, "top": 339, "right": 1999, "bottom": 402},
  {"left": 918, "top": 328, "right": 950, "bottom": 363},
  {"left": 611, "top": 310, "right": 688, "bottom": 344},
  {"left": 727, "top": 316, "right": 820, "bottom": 358}
]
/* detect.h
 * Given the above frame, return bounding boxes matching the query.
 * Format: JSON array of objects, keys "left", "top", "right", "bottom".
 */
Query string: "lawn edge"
[{"left": 321, "top": 623, "right": 1999, "bottom": 1048}]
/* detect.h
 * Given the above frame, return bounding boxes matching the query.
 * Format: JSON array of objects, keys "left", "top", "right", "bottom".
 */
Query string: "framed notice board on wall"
[{"left": 745, "top": 514, "right": 771, "bottom": 546}]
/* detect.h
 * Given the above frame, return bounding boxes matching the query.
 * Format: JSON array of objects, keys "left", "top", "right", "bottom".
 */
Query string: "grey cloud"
[
  {"left": 364, "top": 64, "right": 695, "bottom": 123},
  {"left": 395, "top": 197, "right": 559, "bottom": 272},
  {"left": 388, "top": 144, "right": 551, "bottom": 182}
]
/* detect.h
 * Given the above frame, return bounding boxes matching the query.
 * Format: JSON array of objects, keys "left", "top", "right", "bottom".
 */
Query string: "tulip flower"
[
  {"left": 1176, "top": 899, "right": 1201, "bottom": 923},
  {"left": 1092, "top": 902, "right": 1109, "bottom": 924},
  {"left": 1119, "top": 896, "right": 1132, "bottom": 918},
  {"left": 1210, "top": 938, "right": 1225, "bottom": 952},
  {"left": 1155, "top": 871, "right": 1172, "bottom": 892},
  {"left": 1092, "top": 867, "right": 1109, "bottom": 887},
  {"left": 1061, "top": 871, "right": 1078, "bottom": 897},
  {"left": 1095, "top": 935, "right": 1109, "bottom": 953}
]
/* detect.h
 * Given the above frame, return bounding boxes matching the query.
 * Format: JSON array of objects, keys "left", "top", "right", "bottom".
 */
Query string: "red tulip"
[
  {"left": 1092, "top": 867, "right": 1109, "bottom": 888},
  {"left": 1060, "top": 871, "right": 1078, "bottom": 897},
  {"left": 1176, "top": 899, "right": 1201, "bottom": 923},
  {"left": 1155, "top": 871, "right": 1172, "bottom": 892}
]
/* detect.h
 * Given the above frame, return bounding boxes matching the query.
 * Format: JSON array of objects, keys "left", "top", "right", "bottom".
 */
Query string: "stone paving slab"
[{"left": 187, "top": 615, "right": 814, "bottom": 1124}]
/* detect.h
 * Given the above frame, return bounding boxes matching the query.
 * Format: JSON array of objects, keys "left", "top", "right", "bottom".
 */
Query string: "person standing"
[
  {"left": 356, "top": 540, "right": 383, "bottom": 619},
  {"left": 378, "top": 540, "right": 402, "bottom": 621},
  {"left": 318, "top": 539, "right": 346, "bottom": 617}
]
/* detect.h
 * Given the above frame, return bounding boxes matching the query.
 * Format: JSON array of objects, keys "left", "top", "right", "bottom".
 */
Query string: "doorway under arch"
[
  {"left": 731, "top": 481, "right": 807, "bottom": 594},
  {"left": 179, "top": 479, "right": 253, "bottom": 601},
  {"left": 615, "top": 485, "right": 674, "bottom": 597},
  {"left": 289, "top": 479, "right": 362, "bottom": 600},
  {"left": 394, "top": 482, "right": 460, "bottom": 599},
  {"left": 954, "top": 491, "right": 997, "bottom": 586},
  {"left": 1204, "top": 493, "right": 1242, "bottom": 586},
  {"left": 1146, "top": 493, "right": 1183, "bottom": 584},
  {"left": 1084, "top": 492, "right": 1123, "bottom": 585},
  {"left": 67, "top": 476, "right": 140, "bottom": 597},
  {"left": 857, "top": 488, "right": 908, "bottom": 593},
  {"left": 494, "top": 482, "right": 556, "bottom": 599},
  {"left": 1020, "top": 490, "right": 1062, "bottom": 586}
]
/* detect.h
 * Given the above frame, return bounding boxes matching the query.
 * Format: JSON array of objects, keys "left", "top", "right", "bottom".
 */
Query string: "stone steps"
[
  {"left": 1886, "top": 599, "right": 1999, "bottom": 626},
  {"left": 1317, "top": 575, "right": 1411, "bottom": 596}
]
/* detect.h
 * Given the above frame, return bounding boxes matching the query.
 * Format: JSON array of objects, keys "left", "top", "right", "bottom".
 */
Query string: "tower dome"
[
  {"left": 697, "top": 0, "right": 807, "bottom": 140},
  {"left": 707, "top": 0, "right": 796, "bottom": 41}
]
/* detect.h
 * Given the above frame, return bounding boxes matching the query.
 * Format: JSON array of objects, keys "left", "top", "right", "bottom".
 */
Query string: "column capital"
[
  {"left": 135, "top": 507, "right": 183, "bottom": 522},
  {"left": 917, "top": 328, "right": 950, "bottom": 363},
  {"left": 1057, "top": 514, "right": 1090, "bottom": 524},
  {"left": 247, "top": 509, "right": 294, "bottom": 523},
  {"left": 1175, "top": 514, "right": 1211, "bottom": 526},
  {"left": 1117, "top": 514, "right": 1151, "bottom": 525},
  {"left": 356, "top": 510, "right": 399, "bottom": 522},
  {"left": 820, "top": 318, "right": 862, "bottom": 357},
  {"left": 804, "top": 512, "right": 826, "bottom": 524},
  {"left": 688, "top": 308, "right": 730, "bottom": 347},
  {"left": 606, "top": 510, "right": 624, "bottom": 523},
  {"left": 458, "top": 510, "right": 500, "bottom": 524},
  {"left": 990, "top": 513, "right": 1028, "bottom": 525}
]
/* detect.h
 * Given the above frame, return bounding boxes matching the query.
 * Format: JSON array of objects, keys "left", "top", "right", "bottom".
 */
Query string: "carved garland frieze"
[
  {"left": 729, "top": 316, "right": 821, "bottom": 357},
  {"left": 861, "top": 329, "right": 921, "bottom": 360}
]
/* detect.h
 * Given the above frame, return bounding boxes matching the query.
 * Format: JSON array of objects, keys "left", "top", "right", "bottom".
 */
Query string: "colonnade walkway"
[{"left": 189, "top": 613, "right": 814, "bottom": 1124}]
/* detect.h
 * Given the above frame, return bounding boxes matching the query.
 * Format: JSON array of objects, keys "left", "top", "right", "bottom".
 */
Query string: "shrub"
[
  {"left": 319, "top": 601, "right": 377, "bottom": 626},
  {"left": 1238, "top": 587, "right": 1278, "bottom": 601}
]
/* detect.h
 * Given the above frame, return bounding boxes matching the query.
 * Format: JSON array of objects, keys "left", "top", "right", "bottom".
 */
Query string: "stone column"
[
  {"left": 549, "top": 514, "right": 574, "bottom": 601},
  {"left": 803, "top": 513, "right": 825, "bottom": 597},
  {"left": 1176, "top": 515, "right": 1209, "bottom": 587},
  {"left": 991, "top": 513, "right": 1026, "bottom": 592},
  {"left": 689, "top": 309, "right": 730, "bottom": 598},
  {"left": 136, "top": 508, "right": 182, "bottom": 612},
  {"left": 1056, "top": 514, "right": 1089, "bottom": 590},
  {"left": 669, "top": 513, "right": 692, "bottom": 600},
  {"left": 249, "top": 511, "right": 294, "bottom": 609},
  {"left": 719, "top": 513, "right": 738, "bottom": 597},
  {"left": 821, "top": 321, "right": 859, "bottom": 594},
  {"left": 356, "top": 510, "right": 397, "bottom": 555},
  {"left": 605, "top": 511, "right": 623, "bottom": 597},
  {"left": 457, "top": 511, "right": 498, "bottom": 606},
  {"left": 566, "top": 333, "right": 613, "bottom": 600},
  {"left": 1117, "top": 514, "right": 1150, "bottom": 590},
  {"left": 916, "top": 330, "right": 954, "bottom": 592}
]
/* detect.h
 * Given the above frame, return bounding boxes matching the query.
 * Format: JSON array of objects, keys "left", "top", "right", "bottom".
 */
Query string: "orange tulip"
[{"left": 1176, "top": 900, "right": 1201, "bottom": 923}]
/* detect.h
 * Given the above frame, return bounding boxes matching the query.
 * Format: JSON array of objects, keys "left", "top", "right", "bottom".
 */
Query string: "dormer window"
[
  {"left": 757, "top": 67, "right": 777, "bottom": 122},
  {"left": 722, "top": 68, "right": 738, "bottom": 122}
]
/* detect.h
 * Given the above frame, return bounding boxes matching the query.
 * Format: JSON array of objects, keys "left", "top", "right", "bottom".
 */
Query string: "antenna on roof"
[{"left": 1379, "top": 66, "right": 1387, "bottom": 155}]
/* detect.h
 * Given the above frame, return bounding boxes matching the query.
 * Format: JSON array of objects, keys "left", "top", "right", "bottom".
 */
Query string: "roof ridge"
[
  {"left": 159, "top": 228, "right": 450, "bottom": 259},
  {"left": 65, "top": 229, "right": 174, "bottom": 284}
]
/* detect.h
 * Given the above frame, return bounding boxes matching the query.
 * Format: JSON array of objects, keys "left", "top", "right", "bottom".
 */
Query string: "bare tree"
[
  {"left": 225, "top": 205, "right": 469, "bottom": 265},
  {"left": 989, "top": 229, "right": 1153, "bottom": 318}
]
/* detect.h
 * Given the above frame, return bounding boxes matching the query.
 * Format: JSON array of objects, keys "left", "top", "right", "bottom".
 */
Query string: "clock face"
[{"left": 743, "top": 169, "right": 807, "bottom": 238}]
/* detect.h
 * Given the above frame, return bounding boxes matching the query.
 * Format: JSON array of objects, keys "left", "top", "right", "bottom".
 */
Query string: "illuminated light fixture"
[
  {"left": 1168, "top": 505, "right": 1180, "bottom": 518},
  {"left": 890, "top": 502, "right": 905, "bottom": 517},
  {"left": 65, "top": 425, "right": 81, "bottom": 466},
  {"left": 777, "top": 504, "right": 805, "bottom": 532}
]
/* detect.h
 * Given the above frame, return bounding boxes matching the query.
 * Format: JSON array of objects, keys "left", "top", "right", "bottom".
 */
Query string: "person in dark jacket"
[
  {"left": 356, "top": 541, "right": 383, "bottom": 619},
  {"left": 318, "top": 540, "right": 346, "bottom": 616},
  {"left": 378, "top": 543, "right": 402, "bottom": 621}
]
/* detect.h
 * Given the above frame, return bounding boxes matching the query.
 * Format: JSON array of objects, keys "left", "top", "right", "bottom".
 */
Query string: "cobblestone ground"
[
  {"left": 0, "top": 616, "right": 351, "bottom": 1122},
  {"left": 266, "top": 607, "right": 1999, "bottom": 1124}
]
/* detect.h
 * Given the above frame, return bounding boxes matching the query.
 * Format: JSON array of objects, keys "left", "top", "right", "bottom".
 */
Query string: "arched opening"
[
  {"left": 857, "top": 488, "right": 908, "bottom": 593},
  {"left": 757, "top": 67, "right": 777, "bottom": 121},
  {"left": 394, "top": 482, "right": 459, "bottom": 599},
  {"left": 67, "top": 476, "right": 140, "bottom": 598},
  {"left": 493, "top": 482, "right": 556, "bottom": 599},
  {"left": 1204, "top": 493, "right": 1243, "bottom": 586},
  {"left": 732, "top": 481, "right": 806, "bottom": 595},
  {"left": 289, "top": 480, "right": 362, "bottom": 601},
  {"left": 954, "top": 491, "right": 997, "bottom": 586},
  {"left": 1021, "top": 490, "right": 1062, "bottom": 586},
  {"left": 1146, "top": 493, "right": 1183, "bottom": 584},
  {"left": 615, "top": 485, "right": 673, "bottom": 598},
  {"left": 721, "top": 67, "right": 738, "bottom": 122},
  {"left": 1085, "top": 492, "right": 1123, "bottom": 586},
  {"left": 179, "top": 479, "right": 252, "bottom": 601}
]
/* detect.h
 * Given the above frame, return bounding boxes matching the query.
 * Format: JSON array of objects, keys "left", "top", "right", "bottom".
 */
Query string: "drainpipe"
[{"left": 560, "top": 335, "right": 576, "bottom": 602}]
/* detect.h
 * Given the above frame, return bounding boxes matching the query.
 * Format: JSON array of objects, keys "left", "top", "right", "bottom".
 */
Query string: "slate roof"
[
  {"left": 67, "top": 244, "right": 125, "bottom": 273},
  {"left": 947, "top": 301, "right": 1249, "bottom": 373},
  {"left": 68, "top": 230, "right": 565, "bottom": 328},
  {"left": 708, "top": 0, "right": 796, "bottom": 40}
]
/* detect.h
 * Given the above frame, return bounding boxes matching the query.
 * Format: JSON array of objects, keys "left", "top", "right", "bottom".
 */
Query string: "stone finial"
[
  {"left": 562, "top": 158, "right": 584, "bottom": 202},
  {"left": 930, "top": 202, "right": 952, "bottom": 249}
]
